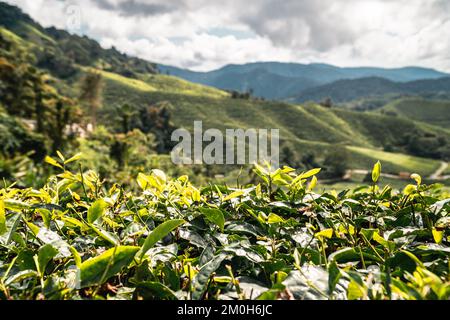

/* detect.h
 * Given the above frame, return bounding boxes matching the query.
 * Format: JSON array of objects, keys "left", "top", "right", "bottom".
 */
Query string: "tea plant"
[{"left": 0, "top": 156, "right": 448, "bottom": 300}]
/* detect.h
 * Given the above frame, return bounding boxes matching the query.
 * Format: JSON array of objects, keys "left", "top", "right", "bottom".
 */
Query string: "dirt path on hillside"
[
  {"left": 345, "top": 162, "right": 449, "bottom": 181},
  {"left": 344, "top": 169, "right": 404, "bottom": 180}
]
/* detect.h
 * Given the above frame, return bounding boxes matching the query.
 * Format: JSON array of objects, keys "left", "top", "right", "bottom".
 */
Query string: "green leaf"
[
  {"left": 315, "top": 228, "right": 333, "bottom": 239},
  {"left": 360, "top": 228, "right": 377, "bottom": 241},
  {"left": 134, "top": 281, "right": 177, "bottom": 300},
  {"left": 387, "top": 251, "right": 417, "bottom": 274},
  {"left": 79, "top": 246, "right": 139, "bottom": 288},
  {"left": 372, "top": 161, "right": 381, "bottom": 183},
  {"left": 222, "top": 245, "right": 264, "bottom": 263},
  {"left": 64, "top": 152, "right": 83, "bottom": 164},
  {"left": 69, "top": 246, "right": 82, "bottom": 268},
  {"left": 56, "top": 151, "right": 65, "bottom": 162},
  {"left": 192, "top": 252, "right": 229, "bottom": 300},
  {"left": 222, "top": 190, "right": 244, "bottom": 201},
  {"left": 5, "top": 213, "right": 21, "bottom": 245},
  {"left": 151, "top": 169, "right": 167, "bottom": 185},
  {"left": 136, "top": 219, "right": 185, "bottom": 260},
  {"left": 5, "top": 270, "right": 38, "bottom": 286},
  {"left": 282, "top": 266, "right": 328, "bottom": 300},
  {"left": 0, "top": 199, "right": 6, "bottom": 235},
  {"left": 299, "top": 168, "right": 321, "bottom": 180},
  {"left": 410, "top": 173, "right": 421, "bottom": 185},
  {"left": 403, "top": 184, "right": 417, "bottom": 195},
  {"left": 136, "top": 173, "right": 149, "bottom": 190},
  {"left": 37, "top": 244, "right": 58, "bottom": 274},
  {"left": 4, "top": 199, "right": 30, "bottom": 211},
  {"left": 90, "top": 224, "right": 119, "bottom": 245},
  {"left": 199, "top": 207, "right": 225, "bottom": 231},
  {"left": 432, "top": 228, "right": 443, "bottom": 244},
  {"left": 87, "top": 199, "right": 108, "bottom": 224},
  {"left": 328, "top": 247, "right": 383, "bottom": 263},
  {"left": 267, "top": 213, "right": 285, "bottom": 224},
  {"left": 307, "top": 175, "right": 318, "bottom": 192},
  {"left": 328, "top": 261, "right": 341, "bottom": 295},
  {"left": 373, "top": 232, "right": 395, "bottom": 251},
  {"left": 44, "top": 156, "right": 63, "bottom": 169},
  {"left": 400, "top": 250, "right": 424, "bottom": 268},
  {"left": 347, "top": 280, "right": 365, "bottom": 300}
]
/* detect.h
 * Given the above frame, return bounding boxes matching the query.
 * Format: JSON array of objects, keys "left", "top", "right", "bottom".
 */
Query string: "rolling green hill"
[
  {"left": 294, "top": 76, "right": 450, "bottom": 103},
  {"left": 0, "top": 1, "right": 448, "bottom": 181},
  {"left": 98, "top": 70, "right": 446, "bottom": 176},
  {"left": 378, "top": 97, "right": 450, "bottom": 129}
]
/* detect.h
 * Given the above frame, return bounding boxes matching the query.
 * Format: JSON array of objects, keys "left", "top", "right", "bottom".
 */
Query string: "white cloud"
[{"left": 4, "top": 0, "right": 450, "bottom": 72}]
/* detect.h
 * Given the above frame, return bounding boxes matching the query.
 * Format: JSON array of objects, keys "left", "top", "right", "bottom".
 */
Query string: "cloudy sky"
[{"left": 5, "top": 0, "right": 450, "bottom": 71}]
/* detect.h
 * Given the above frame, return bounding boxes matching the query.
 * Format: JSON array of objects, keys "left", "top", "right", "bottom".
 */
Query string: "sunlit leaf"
[
  {"left": 315, "top": 228, "right": 333, "bottom": 239},
  {"left": 432, "top": 228, "right": 443, "bottom": 244},
  {"left": 372, "top": 161, "right": 381, "bottom": 183},
  {"left": 87, "top": 199, "right": 108, "bottom": 224},
  {"left": 44, "top": 156, "right": 63, "bottom": 169},
  {"left": 0, "top": 199, "right": 6, "bottom": 235}
]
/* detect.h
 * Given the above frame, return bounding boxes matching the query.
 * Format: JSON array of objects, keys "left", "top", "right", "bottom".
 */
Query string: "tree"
[
  {"left": 280, "top": 145, "right": 298, "bottom": 168},
  {"left": 320, "top": 97, "right": 333, "bottom": 108},
  {"left": 48, "top": 98, "right": 81, "bottom": 153},
  {"left": 322, "top": 146, "right": 349, "bottom": 179},
  {"left": 139, "top": 102, "right": 177, "bottom": 153},
  {"left": 114, "top": 103, "right": 137, "bottom": 134},
  {"left": 109, "top": 133, "right": 130, "bottom": 169},
  {"left": 79, "top": 71, "right": 103, "bottom": 127},
  {"left": 31, "top": 72, "right": 46, "bottom": 133},
  {"left": 300, "top": 152, "right": 320, "bottom": 170}
]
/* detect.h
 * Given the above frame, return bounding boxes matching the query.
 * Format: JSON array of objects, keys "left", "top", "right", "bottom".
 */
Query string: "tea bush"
[{"left": 0, "top": 156, "right": 448, "bottom": 300}]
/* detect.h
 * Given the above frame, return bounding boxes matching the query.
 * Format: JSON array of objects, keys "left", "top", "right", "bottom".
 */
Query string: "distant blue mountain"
[
  {"left": 158, "top": 62, "right": 449, "bottom": 100},
  {"left": 294, "top": 76, "right": 450, "bottom": 103}
]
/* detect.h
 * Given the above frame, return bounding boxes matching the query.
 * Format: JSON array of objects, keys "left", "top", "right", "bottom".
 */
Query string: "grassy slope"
[
  {"left": 379, "top": 97, "right": 450, "bottom": 129},
  {"left": 347, "top": 146, "right": 440, "bottom": 175}
]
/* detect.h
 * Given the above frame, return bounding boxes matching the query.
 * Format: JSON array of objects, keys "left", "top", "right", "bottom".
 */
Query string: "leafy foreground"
[{"left": 0, "top": 157, "right": 449, "bottom": 300}]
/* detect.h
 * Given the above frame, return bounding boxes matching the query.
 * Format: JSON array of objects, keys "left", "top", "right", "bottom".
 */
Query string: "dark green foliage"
[
  {"left": 322, "top": 146, "right": 350, "bottom": 179},
  {"left": 319, "top": 97, "right": 333, "bottom": 108},
  {"left": 0, "top": 110, "right": 46, "bottom": 161},
  {"left": 137, "top": 103, "right": 178, "bottom": 154},
  {"left": 79, "top": 71, "right": 103, "bottom": 126},
  {"left": 403, "top": 131, "right": 450, "bottom": 160}
]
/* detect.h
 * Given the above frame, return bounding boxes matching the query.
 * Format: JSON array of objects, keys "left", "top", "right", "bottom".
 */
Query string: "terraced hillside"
[
  {"left": 379, "top": 97, "right": 450, "bottom": 129},
  {"left": 98, "top": 70, "right": 445, "bottom": 176}
]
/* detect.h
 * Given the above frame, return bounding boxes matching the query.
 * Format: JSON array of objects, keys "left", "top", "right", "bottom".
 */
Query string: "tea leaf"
[
  {"left": 87, "top": 199, "right": 108, "bottom": 224},
  {"left": 79, "top": 246, "right": 139, "bottom": 288},
  {"left": 372, "top": 161, "right": 381, "bottom": 183},
  {"left": 137, "top": 219, "right": 185, "bottom": 260},
  {"left": 199, "top": 207, "right": 225, "bottom": 231}
]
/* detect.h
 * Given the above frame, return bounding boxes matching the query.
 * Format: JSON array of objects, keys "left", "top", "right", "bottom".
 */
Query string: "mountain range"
[{"left": 158, "top": 62, "right": 450, "bottom": 101}]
